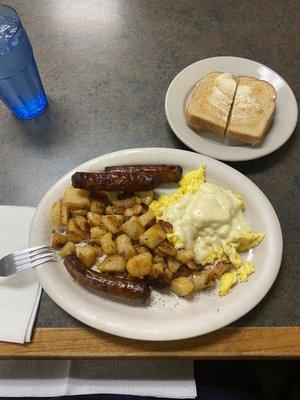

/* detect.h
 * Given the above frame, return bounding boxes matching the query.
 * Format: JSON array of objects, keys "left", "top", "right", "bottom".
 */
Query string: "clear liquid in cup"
[
  {"left": 0, "top": 15, "right": 21, "bottom": 55},
  {"left": 0, "top": 6, "right": 48, "bottom": 119}
]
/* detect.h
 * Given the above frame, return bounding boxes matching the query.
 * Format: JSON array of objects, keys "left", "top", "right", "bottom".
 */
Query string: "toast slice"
[
  {"left": 186, "top": 72, "right": 238, "bottom": 136},
  {"left": 226, "top": 76, "right": 277, "bottom": 144}
]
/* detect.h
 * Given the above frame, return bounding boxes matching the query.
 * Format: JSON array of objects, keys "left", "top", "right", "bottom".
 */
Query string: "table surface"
[{"left": 0, "top": 0, "right": 299, "bottom": 356}]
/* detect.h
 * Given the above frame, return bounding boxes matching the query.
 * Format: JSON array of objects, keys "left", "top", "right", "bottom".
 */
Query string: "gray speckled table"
[{"left": 0, "top": 0, "right": 299, "bottom": 333}]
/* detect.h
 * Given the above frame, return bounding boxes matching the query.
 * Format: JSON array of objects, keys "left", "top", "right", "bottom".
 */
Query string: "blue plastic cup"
[{"left": 0, "top": 4, "right": 48, "bottom": 119}]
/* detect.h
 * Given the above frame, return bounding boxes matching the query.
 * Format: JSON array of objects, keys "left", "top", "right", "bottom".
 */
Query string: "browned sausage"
[
  {"left": 64, "top": 254, "right": 150, "bottom": 300},
  {"left": 104, "top": 165, "right": 183, "bottom": 183},
  {"left": 72, "top": 171, "right": 160, "bottom": 192}
]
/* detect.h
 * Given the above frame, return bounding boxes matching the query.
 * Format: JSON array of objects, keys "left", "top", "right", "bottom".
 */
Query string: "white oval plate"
[
  {"left": 165, "top": 56, "right": 298, "bottom": 161},
  {"left": 30, "top": 148, "right": 283, "bottom": 341}
]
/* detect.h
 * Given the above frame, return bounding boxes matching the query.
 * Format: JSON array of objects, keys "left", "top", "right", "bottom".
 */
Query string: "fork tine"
[
  {"left": 13, "top": 244, "right": 51, "bottom": 258},
  {"left": 15, "top": 255, "right": 56, "bottom": 272},
  {"left": 13, "top": 246, "right": 53, "bottom": 261},
  {"left": 14, "top": 251, "right": 55, "bottom": 267}
]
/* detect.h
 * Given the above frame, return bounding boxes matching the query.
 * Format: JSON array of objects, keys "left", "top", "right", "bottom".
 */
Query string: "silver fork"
[{"left": 0, "top": 245, "right": 56, "bottom": 277}]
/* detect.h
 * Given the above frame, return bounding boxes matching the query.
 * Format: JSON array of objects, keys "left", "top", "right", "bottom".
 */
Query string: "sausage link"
[
  {"left": 72, "top": 171, "right": 160, "bottom": 192},
  {"left": 64, "top": 254, "right": 150, "bottom": 300},
  {"left": 104, "top": 165, "right": 183, "bottom": 183}
]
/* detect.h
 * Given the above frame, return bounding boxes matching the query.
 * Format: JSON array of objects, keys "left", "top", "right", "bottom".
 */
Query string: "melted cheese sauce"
[{"left": 163, "top": 182, "right": 252, "bottom": 263}]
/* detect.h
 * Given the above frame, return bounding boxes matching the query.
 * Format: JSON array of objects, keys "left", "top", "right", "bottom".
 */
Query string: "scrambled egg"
[
  {"left": 237, "top": 261, "right": 255, "bottom": 282},
  {"left": 150, "top": 165, "right": 206, "bottom": 218},
  {"left": 219, "top": 271, "right": 238, "bottom": 296},
  {"left": 149, "top": 165, "right": 264, "bottom": 296}
]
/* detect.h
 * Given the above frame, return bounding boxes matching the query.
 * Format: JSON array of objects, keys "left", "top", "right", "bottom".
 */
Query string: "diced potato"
[
  {"left": 76, "top": 245, "right": 96, "bottom": 267},
  {"left": 87, "top": 212, "right": 102, "bottom": 227},
  {"left": 191, "top": 269, "right": 215, "bottom": 291},
  {"left": 100, "top": 232, "right": 117, "bottom": 255},
  {"left": 59, "top": 241, "right": 76, "bottom": 258},
  {"left": 126, "top": 252, "right": 152, "bottom": 278},
  {"left": 170, "top": 276, "right": 194, "bottom": 296},
  {"left": 116, "top": 234, "right": 136, "bottom": 259},
  {"left": 124, "top": 204, "right": 143, "bottom": 218},
  {"left": 72, "top": 188, "right": 89, "bottom": 196},
  {"left": 153, "top": 255, "right": 165, "bottom": 264},
  {"left": 164, "top": 268, "right": 173, "bottom": 280},
  {"left": 154, "top": 247, "right": 164, "bottom": 257},
  {"left": 74, "top": 215, "right": 89, "bottom": 232},
  {"left": 113, "top": 197, "right": 139, "bottom": 210},
  {"left": 159, "top": 220, "right": 173, "bottom": 234},
  {"left": 151, "top": 262, "right": 165, "bottom": 274},
  {"left": 138, "top": 208, "right": 155, "bottom": 227},
  {"left": 213, "top": 261, "right": 231, "bottom": 277},
  {"left": 66, "top": 230, "right": 89, "bottom": 243},
  {"left": 122, "top": 217, "right": 145, "bottom": 240},
  {"left": 61, "top": 205, "right": 69, "bottom": 226},
  {"left": 90, "top": 226, "right": 107, "bottom": 239},
  {"left": 102, "top": 215, "right": 124, "bottom": 234},
  {"left": 186, "top": 261, "right": 198, "bottom": 270},
  {"left": 167, "top": 257, "right": 181, "bottom": 273},
  {"left": 139, "top": 223, "right": 166, "bottom": 249},
  {"left": 67, "top": 219, "right": 89, "bottom": 240},
  {"left": 51, "top": 201, "right": 61, "bottom": 225},
  {"left": 67, "top": 218, "right": 79, "bottom": 233},
  {"left": 70, "top": 209, "right": 88, "bottom": 217},
  {"left": 91, "top": 245, "right": 103, "bottom": 256},
  {"left": 63, "top": 187, "right": 90, "bottom": 210},
  {"left": 172, "top": 265, "right": 192, "bottom": 279},
  {"left": 134, "top": 245, "right": 149, "bottom": 254},
  {"left": 157, "top": 241, "right": 176, "bottom": 257},
  {"left": 97, "top": 255, "right": 126, "bottom": 273},
  {"left": 105, "top": 205, "right": 119, "bottom": 215},
  {"left": 134, "top": 191, "right": 154, "bottom": 205},
  {"left": 175, "top": 249, "right": 195, "bottom": 263},
  {"left": 90, "top": 200, "right": 104, "bottom": 214},
  {"left": 117, "top": 192, "right": 134, "bottom": 200},
  {"left": 52, "top": 232, "right": 68, "bottom": 248},
  {"left": 89, "top": 232, "right": 106, "bottom": 245}
]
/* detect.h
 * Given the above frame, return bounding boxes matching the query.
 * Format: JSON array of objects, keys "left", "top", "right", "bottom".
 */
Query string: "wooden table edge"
[{"left": 1, "top": 327, "right": 299, "bottom": 359}]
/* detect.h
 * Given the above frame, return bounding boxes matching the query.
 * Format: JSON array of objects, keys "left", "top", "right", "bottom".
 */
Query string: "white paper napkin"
[
  {"left": 0, "top": 206, "right": 196, "bottom": 398},
  {"left": 0, "top": 360, "right": 196, "bottom": 398},
  {"left": 0, "top": 205, "right": 41, "bottom": 343}
]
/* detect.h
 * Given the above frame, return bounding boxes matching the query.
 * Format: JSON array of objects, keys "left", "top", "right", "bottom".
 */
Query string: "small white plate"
[
  {"left": 165, "top": 56, "right": 298, "bottom": 161},
  {"left": 29, "top": 148, "right": 283, "bottom": 341}
]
